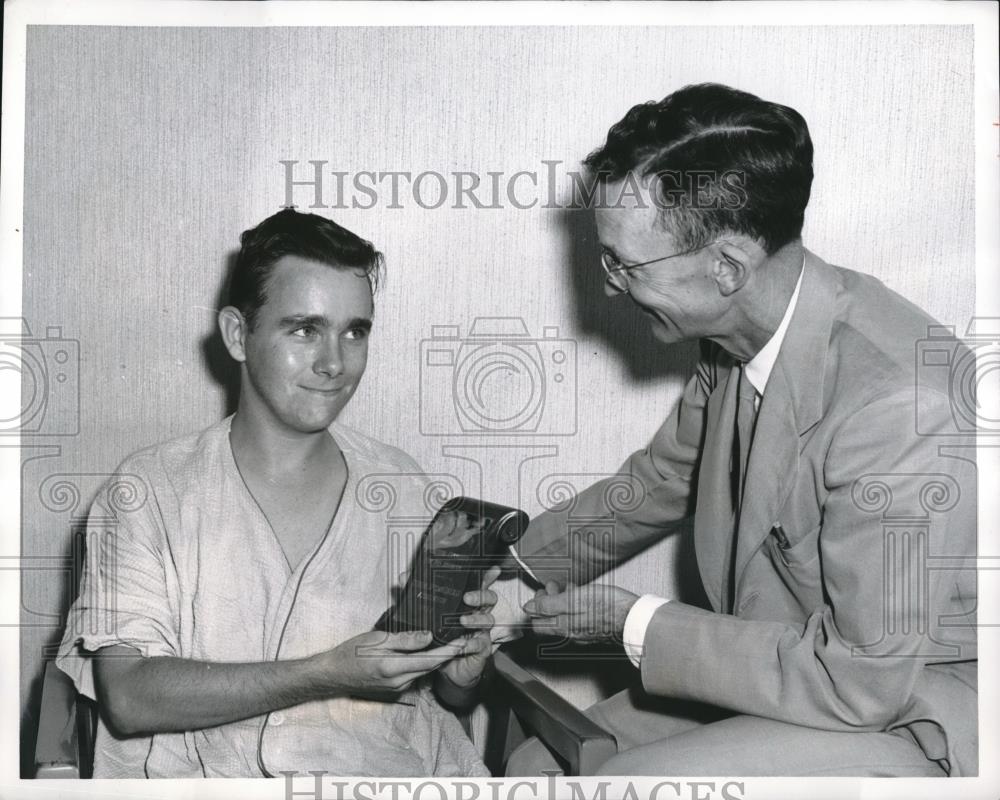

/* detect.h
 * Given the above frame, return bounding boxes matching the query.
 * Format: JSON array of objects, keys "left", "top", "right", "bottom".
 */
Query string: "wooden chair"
[
  {"left": 489, "top": 650, "right": 618, "bottom": 775},
  {"left": 33, "top": 661, "right": 96, "bottom": 779}
]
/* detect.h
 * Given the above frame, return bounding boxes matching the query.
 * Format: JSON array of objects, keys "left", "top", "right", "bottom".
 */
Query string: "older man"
[
  {"left": 508, "top": 83, "right": 977, "bottom": 777},
  {"left": 57, "top": 209, "right": 495, "bottom": 778}
]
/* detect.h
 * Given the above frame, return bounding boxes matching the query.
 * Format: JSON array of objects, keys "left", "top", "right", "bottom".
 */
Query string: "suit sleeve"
[
  {"left": 638, "top": 386, "right": 977, "bottom": 732},
  {"left": 516, "top": 342, "right": 722, "bottom": 587}
]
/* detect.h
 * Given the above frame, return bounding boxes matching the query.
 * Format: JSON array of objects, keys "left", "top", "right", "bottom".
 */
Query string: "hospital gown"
[{"left": 56, "top": 417, "right": 487, "bottom": 778}]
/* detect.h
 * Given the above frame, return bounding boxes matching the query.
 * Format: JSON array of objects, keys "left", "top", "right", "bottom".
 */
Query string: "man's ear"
[
  {"left": 710, "top": 239, "right": 758, "bottom": 297},
  {"left": 218, "top": 306, "right": 249, "bottom": 363}
]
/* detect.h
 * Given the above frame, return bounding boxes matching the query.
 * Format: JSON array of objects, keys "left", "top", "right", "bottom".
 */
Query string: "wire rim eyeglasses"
[{"left": 600, "top": 243, "right": 714, "bottom": 277}]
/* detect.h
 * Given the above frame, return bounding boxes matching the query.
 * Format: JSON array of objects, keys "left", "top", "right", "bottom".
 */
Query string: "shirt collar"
[{"left": 744, "top": 259, "right": 805, "bottom": 395}]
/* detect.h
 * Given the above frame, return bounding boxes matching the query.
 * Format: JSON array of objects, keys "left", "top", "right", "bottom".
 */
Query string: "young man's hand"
[
  {"left": 437, "top": 565, "right": 501, "bottom": 694},
  {"left": 438, "top": 631, "right": 492, "bottom": 688},
  {"left": 309, "top": 630, "right": 465, "bottom": 697}
]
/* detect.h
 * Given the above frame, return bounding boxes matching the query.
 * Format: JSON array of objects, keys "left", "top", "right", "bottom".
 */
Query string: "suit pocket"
[
  {"left": 766, "top": 524, "right": 824, "bottom": 613},
  {"left": 769, "top": 522, "right": 821, "bottom": 568}
]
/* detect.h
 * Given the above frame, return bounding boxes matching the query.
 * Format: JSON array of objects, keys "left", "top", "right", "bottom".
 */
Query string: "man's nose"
[{"left": 314, "top": 337, "right": 344, "bottom": 377}]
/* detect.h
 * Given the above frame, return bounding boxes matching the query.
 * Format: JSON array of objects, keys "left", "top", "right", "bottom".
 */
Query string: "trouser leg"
[
  {"left": 598, "top": 713, "right": 944, "bottom": 777},
  {"left": 506, "top": 686, "right": 943, "bottom": 777}
]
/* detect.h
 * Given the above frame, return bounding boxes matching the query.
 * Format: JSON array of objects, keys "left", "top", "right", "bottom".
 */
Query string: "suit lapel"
[
  {"left": 732, "top": 366, "right": 799, "bottom": 583},
  {"left": 731, "top": 251, "right": 839, "bottom": 596}
]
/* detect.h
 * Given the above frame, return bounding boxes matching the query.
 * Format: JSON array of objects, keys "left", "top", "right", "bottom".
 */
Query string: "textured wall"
[{"left": 19, "top": 24, "right": 974, "bottom": 767}]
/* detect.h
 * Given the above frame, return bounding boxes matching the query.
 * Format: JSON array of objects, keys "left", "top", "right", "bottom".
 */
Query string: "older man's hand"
[{"left": 522, "top": 581, "right": 639, "bottom": 643}]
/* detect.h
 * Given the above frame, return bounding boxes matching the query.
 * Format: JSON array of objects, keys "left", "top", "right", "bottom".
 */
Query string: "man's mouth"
[{"left": 302, "top": 385, "right": 345, "bottom": 395}]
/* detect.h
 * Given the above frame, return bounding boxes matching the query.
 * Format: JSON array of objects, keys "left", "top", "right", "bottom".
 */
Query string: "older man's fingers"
[
  {"left": 524, "top": 589, "right": 572, "bottom": 617},
  {"left": 524, "top": 587, "right": 557, "bottom": 616}
]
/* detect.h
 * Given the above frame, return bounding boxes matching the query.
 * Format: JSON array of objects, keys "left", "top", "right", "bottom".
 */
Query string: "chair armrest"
[
  {"left": 493, "top": 651, "right": 618, "bottom": 775},
  {"left": 34, "top": 661, "right": 80, "bottom": 778}
]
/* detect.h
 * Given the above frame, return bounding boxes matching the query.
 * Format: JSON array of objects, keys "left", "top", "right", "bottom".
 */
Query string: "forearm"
[
  {"left": 639, "top": 600, "right": 923, "bottom": 731},
  {"left": 96, "top": 649, "right": 326, "bottom": 735}
]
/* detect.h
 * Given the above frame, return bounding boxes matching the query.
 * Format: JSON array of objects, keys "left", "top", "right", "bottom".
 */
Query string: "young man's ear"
[{"left": 218, "top": 306, "right": 249, "bottom": 363}]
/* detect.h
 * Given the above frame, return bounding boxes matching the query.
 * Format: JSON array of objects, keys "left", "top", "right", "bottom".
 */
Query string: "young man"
[{"left": 57, "top": 209, "right": 495, "bottom": 778}]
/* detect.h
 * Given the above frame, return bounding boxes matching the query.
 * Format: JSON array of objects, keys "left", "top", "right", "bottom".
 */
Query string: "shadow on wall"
[
  {"left": 555, "top": 205, "right": 698, "bottom": 386},
  {"left": 201, "top": 250, "right": 241, "bottom": 418}
]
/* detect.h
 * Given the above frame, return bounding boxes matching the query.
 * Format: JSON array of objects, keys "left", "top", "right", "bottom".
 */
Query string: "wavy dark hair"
[
  {"left": 584, "top": 83, "right": 813, "bottom": 254},
  {"left": 228, "top": 208, "right": 384, "bottom": 329}
]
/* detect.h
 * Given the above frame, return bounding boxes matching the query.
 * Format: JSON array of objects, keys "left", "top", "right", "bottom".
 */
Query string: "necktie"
[
  {"left": 735, "top": 365, "right": 759, "bottom": 509},
  {"left": 726, "top": 365, "right": 759, "bottom": 610}
]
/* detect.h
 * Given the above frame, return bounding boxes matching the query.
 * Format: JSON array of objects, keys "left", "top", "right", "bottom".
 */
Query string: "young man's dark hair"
[
  {"left": 584, "top": 82, "right": 814, "bottom": 254},
  {"left": 228, "top": 208, "right": 384, "bottom": 329}
]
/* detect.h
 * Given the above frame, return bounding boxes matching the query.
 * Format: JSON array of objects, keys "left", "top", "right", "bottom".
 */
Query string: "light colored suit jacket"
[{"left": 517, "top": 251, "right": 977, "bottom": 775}]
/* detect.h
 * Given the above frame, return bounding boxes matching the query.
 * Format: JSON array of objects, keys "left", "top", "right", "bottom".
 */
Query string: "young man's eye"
[
  {"left": 345, "top": 326, "right": 370, "bottom": 341},
  {"left": 291, "top": 325, "right": 316, "bottom": 338}
]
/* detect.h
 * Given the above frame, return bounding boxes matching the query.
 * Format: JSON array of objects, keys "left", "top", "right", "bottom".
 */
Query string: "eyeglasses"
[{"left": 600, "top": 242, "right": 714, "bottom": 292}]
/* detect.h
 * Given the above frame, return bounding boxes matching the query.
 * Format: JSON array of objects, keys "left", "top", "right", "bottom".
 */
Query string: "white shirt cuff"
[
  {"left": 507, "top": 544, "right": 540, "bottom": 583},
  {"left": 622, "top": 594, "right": 669, "bottom": 668}
]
